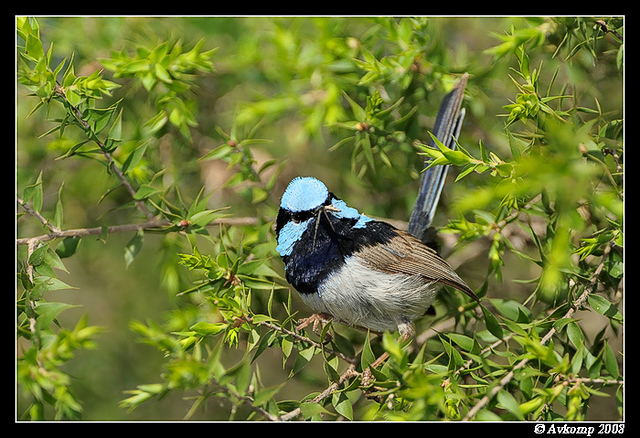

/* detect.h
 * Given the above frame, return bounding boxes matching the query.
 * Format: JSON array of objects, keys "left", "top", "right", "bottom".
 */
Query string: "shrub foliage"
[{"left": 17, "top": 17, "right": 623, "bottom": 421}]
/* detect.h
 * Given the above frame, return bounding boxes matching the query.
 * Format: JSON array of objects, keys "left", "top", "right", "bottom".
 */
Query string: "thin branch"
[
  {"left": 208, "top": 217, "right": 259, "bottom": 227},
  {"left": 558, "top": 375, "right": 623, "bottom": 386},
  {"left": 16, "top": 217, "right": 172, "bottom": 246},
  {"left": 17, "top": 202, "right": 260, "bottom": 247},
  {"left": 214, "top": 382, "right": 283, "bottom": 422},
  {"left": 53, "top": 85, "right": 155, "bottom": 221},
  {"left": 17, "top": 197, "right": 61, "bottom": 234},
  {"left": 24, "top": 239, "right": 39, "bottom": 350},
  {"left": 278, "top": 363, "right": 359, "bottom": 421}
]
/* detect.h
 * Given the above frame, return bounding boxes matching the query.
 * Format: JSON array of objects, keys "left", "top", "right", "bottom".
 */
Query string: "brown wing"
[{"left": 355, "top": 229, "right": 478, "bottom": 300}]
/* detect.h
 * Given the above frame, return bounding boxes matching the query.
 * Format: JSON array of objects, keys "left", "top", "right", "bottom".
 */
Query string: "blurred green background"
[{"left": 17, "top": 17, "right": 622, "bottom": 420}]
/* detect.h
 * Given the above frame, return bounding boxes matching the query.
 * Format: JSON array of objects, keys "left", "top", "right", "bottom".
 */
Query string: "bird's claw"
[{"left": 296, "top": 313, "right": 333, "bottom": 343}]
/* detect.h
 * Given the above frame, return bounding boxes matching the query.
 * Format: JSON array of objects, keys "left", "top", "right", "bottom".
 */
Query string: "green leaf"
[
  {"left": 61, "top": 55, "right": 76, "bottom": 88},
  {"left": 381, "top": 330, "right": 405, "bottom": 364},
  {"left": 42, "top": 246, "right": 68, "bottom": 273},
  {"left": 188, "top": 209, "right": 222, "bottom": 227},
  {"left": 29, "top": 244, "right": 50, "bottom": 267},
  {"left": 32, "top": 275, "right": 75, "bottom": 294},
  {"left": 446, "top": 333, "right": 476, "bottom": 353},
  {"left": 360, "top": 334, "right": 376, "bottom": 370},
  {"left": 200, "top": 143, "right": 234, "bottom": 161},
  {"left": 190, "top": 321, "right": 227, "bottom": 335},
  {"left": 519, "top": 396, "right": 545, "bottom": 416},
  {"left": 588, "top": 294, "right": 622, "bottom": 322},
  {"left": 233, "top": 357, "right": 252, "bottom": 395},
  {"left": 332, "top": 391, "right": 354, "bottom": 420},
  {"left": 154, "top": 63, "right": 173, "bottom": 83},
  {"left": 490, "top": 298, "right": 533, "bottom": 322},
  {"left": 566, "top": 321, "right": 585, "bottom": 349},
  {"left": 25, "top": 32, "right": 45, "bottom": 61},
  {"left": 120, "top": 383, "right": 167, "bottom": 410},
  {"left": 603, "top": 341, "right": 620, "bottom": 379},
  {"left": 34, "top": 301, "right": 76, "bottom": 331},
  {"left": 251, "top": 329, "right": 276, "bottom": 363},
  {"left": 455, "top": 163, "right": 480, "bottom": 181},
  {"left": 500, "top": 318, "right": 528, "bottom": 337},
  {"left": 342, "top": 91, "right": 366, "bottom": 122},
  {"left": 144, "top": 111, "right": 169, "bottom": 135},
  {"left": 331, "top": 331, "right": 356, "bottom": 358},
  {"left": 497, "top": 389, "right": 525, "bottom": 420},
  {"left": 121, "top": 141, "right": 149, "bottom": 175},
  {"left": 83, "top": 106, "right": 116, "bottom": 134},
  {"left": 323, "top": 358, "right": 341, "bottom": 383},
  {"left": 299, "top": 401, "right": 331, "bottom": 419},
  {"left": 53, "top": 183, "right": 65, "bottom": 229},
  {"left": 124, "top": 231, "right": 144, "bottom": 268},
  {"left": 252, "top": 384, "right": 283, "bottom": 407},
  {"left": 442, "top": 337, "right": 465, "bottom": 370},
  {"left": 481, "top": 305, "right": 504, "bottom": 339},
  {"left": 506, "top": 129, "right": 524, "bottom": 161},
  {"left": 428, "top": 131, "right": 471, "bottom": 166},
  {"left": 133, "top": 184, "right": 161, "bottom": 200},
  {"left": 108, "top": 108, "right": 123, "bottom": 143},
  {"left": 23, "top": 171, "right": 43, "bottom": 212},
  {"left": 290, "top": 345, "right": 315, "bottom": 378},
  {"left": 55, "top": 236, "right": 81, "bottom": 258}
]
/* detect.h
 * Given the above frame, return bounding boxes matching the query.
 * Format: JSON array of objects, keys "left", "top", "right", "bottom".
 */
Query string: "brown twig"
[
  {"left": 558, "top": 375, "right": 623, "bottom": 386},
  {"left": 279, "top": 363, "right": 359, "bottom": 421},
  {"left": 16, "top": 199, "right": 260, "bottom": 247},
  {"left": 53, "top": 85, "right": 156, "bottom": 221},
  {"left": 17, "top": 197, "right": 61, "bottom": 234},
  {"left": 16, "top": 214, "right": 171, "bottom": 246}
]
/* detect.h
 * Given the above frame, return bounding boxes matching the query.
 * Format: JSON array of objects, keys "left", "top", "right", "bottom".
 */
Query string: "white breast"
[{"left": 298, "top": 256, "right": 438, "bottom": 333}]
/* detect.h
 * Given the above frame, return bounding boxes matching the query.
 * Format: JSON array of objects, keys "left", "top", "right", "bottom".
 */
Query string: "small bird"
[{"left": 275, "top": 176, "right": 478, "bottom": 340}]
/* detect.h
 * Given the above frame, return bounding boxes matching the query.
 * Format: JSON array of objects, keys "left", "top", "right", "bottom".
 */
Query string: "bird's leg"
[
  {"left": 296, "top": 313, "right": 334, "bottom": 343},
  {"left": 362, "top": 321, "right": 414, "bottom": 386}
]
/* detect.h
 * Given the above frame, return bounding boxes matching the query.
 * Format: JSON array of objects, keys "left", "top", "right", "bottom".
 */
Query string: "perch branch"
[{"left": 17, "top": 195, "right": 259, "bottom": 247}]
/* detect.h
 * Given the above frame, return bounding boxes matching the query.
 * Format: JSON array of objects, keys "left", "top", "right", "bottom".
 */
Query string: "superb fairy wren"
[{"left": 275, "top": 176, "right": 478, "bottom": 340}]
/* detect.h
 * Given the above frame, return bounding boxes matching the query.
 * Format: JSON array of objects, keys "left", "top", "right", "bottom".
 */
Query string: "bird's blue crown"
[{"left": 280, "top": 176, "right": 329, "bottom": 213}]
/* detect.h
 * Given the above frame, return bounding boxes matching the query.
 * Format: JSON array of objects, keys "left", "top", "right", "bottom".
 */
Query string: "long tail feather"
[{"left": 408, "top": 73, "right": 468, "bottom": 241}]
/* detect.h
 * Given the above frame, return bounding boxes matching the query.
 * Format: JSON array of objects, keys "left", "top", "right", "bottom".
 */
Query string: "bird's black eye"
[{"left": 291, "top": 210, "right": 313, "bottom": 224}]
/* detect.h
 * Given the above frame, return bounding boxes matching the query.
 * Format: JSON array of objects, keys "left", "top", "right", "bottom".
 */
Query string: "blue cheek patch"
[
  {"left": 331, "top": 199, "right": 373, "bottom": 229},
  {"left": 276, "top": 218, "right": 312, "bottom": 257}
]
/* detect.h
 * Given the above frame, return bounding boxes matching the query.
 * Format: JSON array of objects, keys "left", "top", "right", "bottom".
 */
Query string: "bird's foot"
[{"left": 296, "top": 313, "right": 333, "bottom": 343}]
